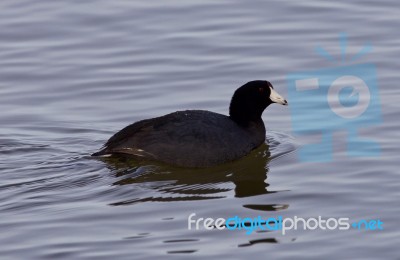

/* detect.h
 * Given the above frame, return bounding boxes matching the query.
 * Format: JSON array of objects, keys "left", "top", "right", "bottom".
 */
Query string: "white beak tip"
[{"left": 269, "top": 86, "right": 288, "bottom": 106}]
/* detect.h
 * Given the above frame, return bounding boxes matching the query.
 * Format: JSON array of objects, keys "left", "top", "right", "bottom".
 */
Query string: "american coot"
[{"left": 92, "top": 80, "right": 288, "bottom": 167}]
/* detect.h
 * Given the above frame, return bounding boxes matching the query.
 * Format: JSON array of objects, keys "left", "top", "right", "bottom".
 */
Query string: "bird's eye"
[{"left": 259, "top": 87, "right": 264, "bottom": 93}]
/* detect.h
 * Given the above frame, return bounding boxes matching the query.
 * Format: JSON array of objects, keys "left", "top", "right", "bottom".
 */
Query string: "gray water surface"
[{"left": 1, "top": 0, "right": 399, "bottom": 259}]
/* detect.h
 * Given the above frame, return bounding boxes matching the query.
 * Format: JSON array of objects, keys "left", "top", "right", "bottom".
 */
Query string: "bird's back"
[{"left": 94, "top": 110, "right": 266, "bottom": 167}]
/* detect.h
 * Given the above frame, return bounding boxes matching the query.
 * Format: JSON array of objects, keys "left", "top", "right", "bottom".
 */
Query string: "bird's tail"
[{"left": 91, "top": 148, "right": 109, "bottom": 156}]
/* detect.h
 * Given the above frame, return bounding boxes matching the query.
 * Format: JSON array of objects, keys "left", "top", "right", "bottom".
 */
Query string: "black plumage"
[{"left": 92, "top": 80, "right": 287, "bottom": 167}]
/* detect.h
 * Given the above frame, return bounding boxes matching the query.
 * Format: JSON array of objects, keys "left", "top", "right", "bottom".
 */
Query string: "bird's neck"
[
  {"left": 229, "top": 103, "right": 264, "bottom": 127},
  {"left": 229, "top": 104, "right": 266, "bottom": 147}
]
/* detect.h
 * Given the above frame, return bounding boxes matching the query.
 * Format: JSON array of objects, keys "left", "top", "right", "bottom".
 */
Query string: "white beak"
[{"left": 269, "top": 87, "right": 288, "bottom": 106}]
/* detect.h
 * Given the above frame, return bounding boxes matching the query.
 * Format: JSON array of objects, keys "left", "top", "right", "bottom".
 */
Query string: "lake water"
[{"left": 1, "top": 0, "right": 399, "bottom": 259}]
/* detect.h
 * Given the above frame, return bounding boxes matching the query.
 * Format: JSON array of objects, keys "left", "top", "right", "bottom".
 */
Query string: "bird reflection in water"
[{"left": 100, "top": 143, "right": 278, "bottom": 206}]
